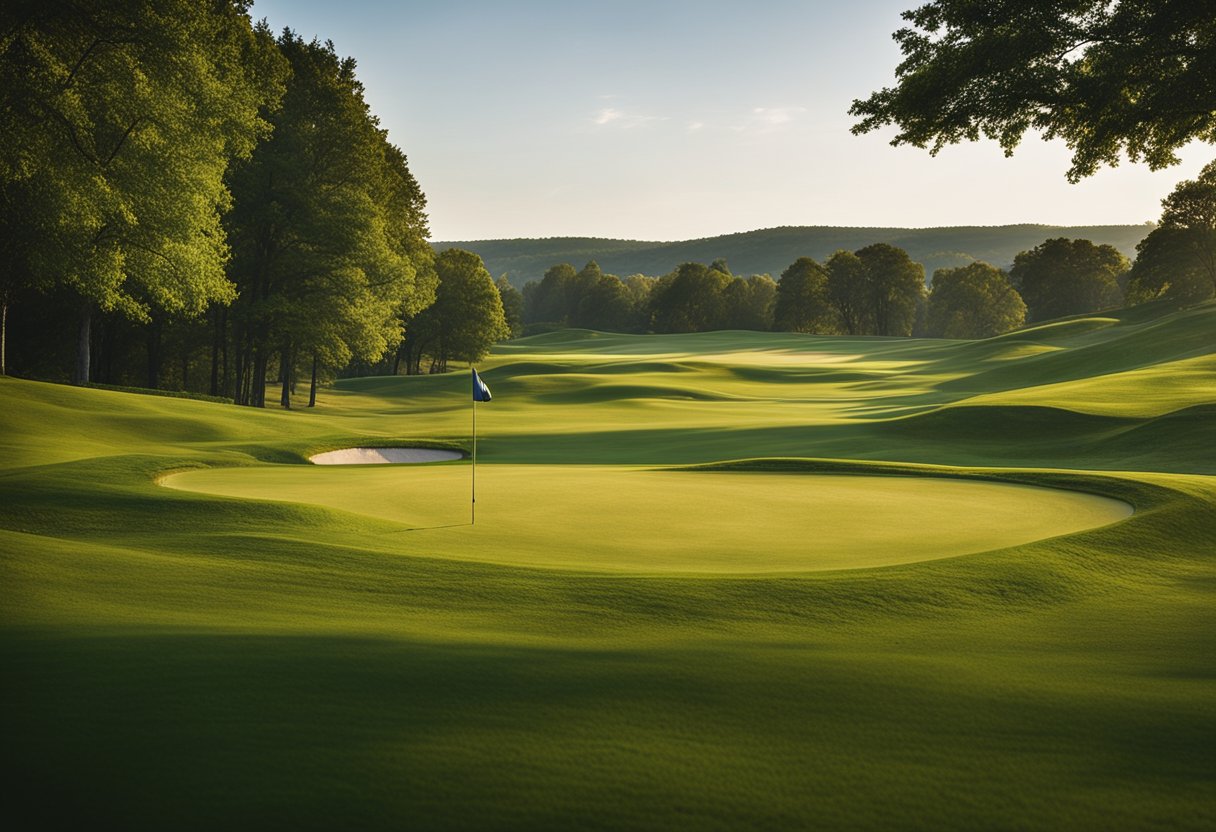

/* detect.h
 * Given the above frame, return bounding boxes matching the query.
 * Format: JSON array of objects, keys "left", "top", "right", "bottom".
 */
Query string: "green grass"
[{"left": 1, "top": 300, "right": 1214, "bottom": 830}]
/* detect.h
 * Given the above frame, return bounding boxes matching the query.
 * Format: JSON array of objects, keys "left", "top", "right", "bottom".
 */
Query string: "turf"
[
  {"left": 1, "top": 299, "right": 1214, "bottom": 830},
  {"left": 163, "top": 465, "right": 1129, "bottom": 573}
]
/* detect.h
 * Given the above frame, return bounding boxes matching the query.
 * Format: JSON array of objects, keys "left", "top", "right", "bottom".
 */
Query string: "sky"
[{"left": 249, "top": 0, "right": 1212, "bottom": 242}]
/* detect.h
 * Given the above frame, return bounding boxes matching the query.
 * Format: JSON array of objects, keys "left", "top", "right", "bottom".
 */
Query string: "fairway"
[
  {"left": 3, "top": 302, "right": 1214, "bottom": 831},
  {"left": 164, "top": 465, "right": 1131, "bottom": 573}
]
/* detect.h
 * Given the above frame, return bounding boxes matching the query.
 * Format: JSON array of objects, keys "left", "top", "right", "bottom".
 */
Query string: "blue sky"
[{"left": 249, "top": 0, "right": 1212, "bottom": 242}]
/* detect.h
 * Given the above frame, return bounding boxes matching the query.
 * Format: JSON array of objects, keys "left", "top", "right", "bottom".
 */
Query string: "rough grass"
[{"left": 1, "top": 300, "right": 1214, "bottom": 830}]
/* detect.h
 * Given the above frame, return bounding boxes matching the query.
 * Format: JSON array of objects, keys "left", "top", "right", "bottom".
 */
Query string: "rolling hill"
[
  {"left": 1, "top": 299, "right": 1212, "bottom": 829},
  {"left": 435, "top": 223, "right": 1154, "bottom": 285}
]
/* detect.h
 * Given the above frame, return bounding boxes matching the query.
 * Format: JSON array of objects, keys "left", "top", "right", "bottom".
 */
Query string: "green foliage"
[
  {"left": 825, "top": 250, "right": 873, "bottom": 335},
  {"left": 724, "top": 274, "right": 777, "bottom": 331},
  {"left": 927, "top": 262, "right": 1026, "bottom": 339},
  {"left": 0, "top": 0, "right": 288, "bottom": 381},
  {"left": 406, "top": 249, "right": 508, "bottom": 373},
  {"left": 442, "top": 225, "right": 1151, "bottom": 287},
  {"left": 1128, "top": 161, "right": 1216, "bottom": 304},
  {"left": 495, "top": 277, "right": 524, "bottom": 338},
  {"left": 774, "top": 257, "right": 835, "bottom": 333},
  {"left": 650, "top": 262, "right": 733, "bottom": 333},
  {"left": 856, "top": 243, "right": 925, "bottom": 336},
  {"left": 1011, "top": 238, "right": 1128, "bottom": 322},
  {"left": 224, "top": 33, "right": 430, "bottom": 405},
  {"left": 850, "top": 0, "right": 1216, "bottom": 182}
]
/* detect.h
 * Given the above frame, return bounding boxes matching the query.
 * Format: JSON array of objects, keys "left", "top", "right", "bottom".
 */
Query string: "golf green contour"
[{"left": 2, "top": 300, "right": 1214, "bottom": 830}]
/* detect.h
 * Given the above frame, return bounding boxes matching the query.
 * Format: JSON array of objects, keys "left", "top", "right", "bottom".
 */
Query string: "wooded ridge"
[{"left": 439, "top": 224, "right": 1153, "bottom": 286}]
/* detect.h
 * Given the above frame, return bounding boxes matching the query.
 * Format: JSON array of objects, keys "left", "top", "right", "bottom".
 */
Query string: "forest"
[{"left": 3, "top": 1, "right": 1214, "bottom": 405}]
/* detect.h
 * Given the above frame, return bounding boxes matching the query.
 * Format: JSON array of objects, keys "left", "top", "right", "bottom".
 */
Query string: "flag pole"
[{"left": 471, "top": 395, "right": 477, "bottom": 525}]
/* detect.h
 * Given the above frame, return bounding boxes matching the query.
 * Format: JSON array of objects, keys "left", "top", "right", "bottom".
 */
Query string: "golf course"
[{"left": 2, "top": 299, "right": 1213, "bottom": 829}]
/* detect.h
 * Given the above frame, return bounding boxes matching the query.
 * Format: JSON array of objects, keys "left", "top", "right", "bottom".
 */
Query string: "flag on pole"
[{"left": 472, "top": 368, "right": 492, "bottom": 402}]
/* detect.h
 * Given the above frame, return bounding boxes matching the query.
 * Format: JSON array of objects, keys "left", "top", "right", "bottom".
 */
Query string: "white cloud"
[
  {"left": 594, "top": 107, "right": 624, "bottom": 125},
  {"left": 591, "top": 105, "right": 666, "bottom": 129},
  {"left": 736, "top": 106, "right": 808, "bottom": 133}
]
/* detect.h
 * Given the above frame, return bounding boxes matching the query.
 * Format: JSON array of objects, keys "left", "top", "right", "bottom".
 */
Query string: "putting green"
[{"left": 163, "top": 465, "right": 1131, "bottom": 573}]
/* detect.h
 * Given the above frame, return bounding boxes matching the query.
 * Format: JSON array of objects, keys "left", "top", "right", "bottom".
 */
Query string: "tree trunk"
[
  {"left": 308, "top": 354, "right": 318, "bottom": 407},
  {"left": 0, "top": 294, "right": 7, "bottom": 376},
  {"left": 209, "top": 307, "right": 221, "bottom": 397},
  {"left": 279, "top": 347, "right": 292, "bottom": 409},
  {"left": 219, "top": 308, "right": 228, "bottom": 398},
  {"left": 146, "top": 319, "right": 161, "bottom": 389},
  {"left": 72, "top": 301, "right": 92, "bottom": 385},
  {"left": 252, "top": 349, "right": 267, "bottom": 407}
]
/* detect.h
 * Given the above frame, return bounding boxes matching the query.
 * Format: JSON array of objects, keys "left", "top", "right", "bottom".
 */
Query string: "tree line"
[
  {"left": 1, "top": 1, "right": 515, "bottom": 405},
  {"left": 3, "top": 2, "right": 1212, "bottom": 401},
  {"left": 509, "top": 163, "right": 1216, "bottom": 341}
]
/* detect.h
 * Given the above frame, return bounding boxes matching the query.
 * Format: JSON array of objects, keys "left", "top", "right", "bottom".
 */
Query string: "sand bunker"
[{"left": 310, "top": 447, "right": 462, "bottom": 465}]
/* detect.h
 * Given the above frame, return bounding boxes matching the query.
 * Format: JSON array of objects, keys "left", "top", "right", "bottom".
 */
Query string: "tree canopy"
[
  {"left": 927, "top": 262, "right": 1026, "bottom": 339},
  {"left": 850, "top": 0, "right": 1216, "bottom": 182},
  {"left": 1128, "top": 160, "right": 1216, "bottom": 303},
  {"left": 1, "top": 0, "right": 287, "bottom": 383},
  {"left": 774, "top": 257, "right": 835, "bottom": 334},
  {"left": 224, "top": 32, "right": 430, "bottom": 406},
  {"left": 404, "top": 249, "right": 507, "bottom": 374},
  {"left": 1010, "top": 238, "right": 1128, "bottom": 321}
]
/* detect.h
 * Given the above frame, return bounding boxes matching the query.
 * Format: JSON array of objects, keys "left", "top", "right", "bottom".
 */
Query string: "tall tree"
[
  {"left": 225, "top": 32, "right": 430, "bottom": 407},
  {"left": 495, "top": 277, "right": 524, "bottom": 338},
  {"left": 850, "top": 0, "right": 1216, "bottom": 182},
  {"left": 1127, "top": 160, "right": 1216, "bottom": 303},
  {"left": 1010, "top": 238, "right": 1128, "bottom": 322},
  {"left": 525, "top": 263, "right": 577, "bottom": 325},
  {"left": 649, "top": 262, "right": 732, "bottom": 333},
  {"left": 0, "top": 0, "right": 287, "bottom": 383},
  {"left": 725, "top": 274, "right": 778, "bottom": 331},
  {"left": 825, "top": 250, "right": 874, "bottom": 335},
  {"left": 927, "top": 262, "right": 1026, "bottom": 338},
  {"left": 406, "top": 249, "right": 508, "bottom": 374},
  {"left": 856, "top": 244, "right": 925, "bottom": 337},
  {"left": 774, "top": 258, "right": 835, "bottom": 333}
]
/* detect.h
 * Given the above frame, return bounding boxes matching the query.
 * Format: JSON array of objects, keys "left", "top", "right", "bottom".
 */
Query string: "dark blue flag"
[{"left": 472, "top": 368, "right": 492, "bottom": 402}]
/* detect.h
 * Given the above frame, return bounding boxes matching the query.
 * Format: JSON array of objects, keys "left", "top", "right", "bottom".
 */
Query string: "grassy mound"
[{"left": 1, "top": 300, "right": 1213, "bottom": 830}]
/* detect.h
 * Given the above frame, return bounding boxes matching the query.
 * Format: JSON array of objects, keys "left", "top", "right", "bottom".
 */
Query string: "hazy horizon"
[
  {"left": 431, "top": 220, "right": 1159, "bottom": 245},
  {"left": 249, "top": 0, "right": 1213, "bottom": 242}
]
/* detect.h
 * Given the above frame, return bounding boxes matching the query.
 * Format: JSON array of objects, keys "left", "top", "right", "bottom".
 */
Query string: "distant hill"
[{"left": 434, "top": 224, "right": 1153, "bottom": 287}]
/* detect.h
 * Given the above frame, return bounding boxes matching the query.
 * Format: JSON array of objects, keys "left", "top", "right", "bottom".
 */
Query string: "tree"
[
  {"left": 0, "top": 1, "right": 287, "bottom": 383},
  {"left": 927, "top": 262, "right": 1026, "bottom": 338},
  {"left": 649, "top": 262, "right": 732, "bottom": 333},
  {"left": 577, "top": 272, "right": 634, "bottom": 332},
  {"left": 774, "top": 258, "right": 835, "bottom": 333},
  {"left": 856, "top": 244, "right": 925, "bottom": 337},
  {"left": 850, "top": 0, "right": 1216, "bottom": 183},
  {"left": 224, "top": 33, "right": 429, "bottom": 407},
  {"left": 496, "top": 277, "right": 524, "bottom": 338},
  {"left": 1127, "top": 160, "right": 1216, "bottom": 303},
  {"left": 406, "top": 249, "right": 507, "bottom": 374},
  {"left": 825, "top": 250, "right": 873, "bottom": 335},
  {"left": 525, "top": 263, "right": 577, "bottom": 325},
  {"left": 1010, "top": 238, "right": 1128, "bottom": 322},
  {"left": 725, "top": 274, "right": 778, "bottom": 331}
]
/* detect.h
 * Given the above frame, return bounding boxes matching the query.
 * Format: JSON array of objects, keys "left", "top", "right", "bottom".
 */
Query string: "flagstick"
[{"left": 471, "top": 400, "right": 476, "bottom": 525}]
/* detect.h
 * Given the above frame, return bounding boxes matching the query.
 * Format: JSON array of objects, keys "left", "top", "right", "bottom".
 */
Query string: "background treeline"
[
  {"left": 513, "top": 173, "right": 1216, "bottom": 339},
  {"left": 4, "top": 4, "right": 1213, "bottom": 403},
  {"left": 438, "top": 224, "right": 1155, "bottom": 287}
]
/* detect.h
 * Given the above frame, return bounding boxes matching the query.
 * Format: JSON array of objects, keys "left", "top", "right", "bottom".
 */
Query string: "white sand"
[{"left": 309, "top": 447, "right": 462, "bottom": 465}]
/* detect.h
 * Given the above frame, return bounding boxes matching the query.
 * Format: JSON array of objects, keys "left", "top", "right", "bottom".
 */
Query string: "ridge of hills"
[{"left": 435, "top": 223, "right": 1153, "bottom": 286}]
